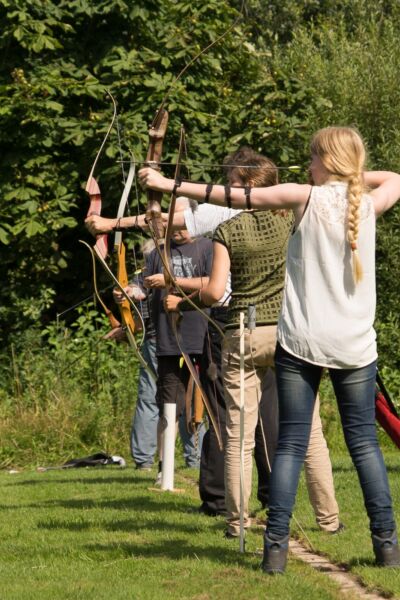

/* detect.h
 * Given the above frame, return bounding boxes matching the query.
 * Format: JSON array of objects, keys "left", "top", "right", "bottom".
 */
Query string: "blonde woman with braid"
[{"left": 139, "top": 126, "right": 400, "bottom": 572}]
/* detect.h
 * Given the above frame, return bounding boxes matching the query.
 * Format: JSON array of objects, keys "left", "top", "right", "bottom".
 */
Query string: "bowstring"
[
  {"left": 130, "top": 150, "right": 149, "bottom": 338},
  {"left": 155, "top": 0, "right": 246, "bottom": 121},
  {"left": 183, "top": 130, "right": 224, "bottom": 444},
  {"left": 115, "top": 109, "right": 127, "bottom": 188}
]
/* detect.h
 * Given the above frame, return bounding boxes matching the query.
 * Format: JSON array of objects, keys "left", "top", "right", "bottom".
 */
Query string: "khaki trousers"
[{"left": 222, "top": 325, "right": 339, "bottom": 536}]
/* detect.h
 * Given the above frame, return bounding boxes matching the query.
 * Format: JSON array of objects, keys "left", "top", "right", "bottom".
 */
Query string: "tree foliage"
[
  {"left": 270, "top": 13, "right": 400, "bottom": 370},
  {"left": 0, "top": 0, "right": 268, "bottom": 341},
  {"left": 0, "top": 0, "right": 399, "bottom": 375}
]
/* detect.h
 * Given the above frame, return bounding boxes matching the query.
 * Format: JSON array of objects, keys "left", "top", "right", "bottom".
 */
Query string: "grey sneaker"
[
  {"left": 154, "top": 471, "right": 162, "bottom": 486},
  {"left": 261, "top": 532, "right": 289, "bottom": 575},
  {"left": 372, "top": 530, "right": 400, "bottom": 567},
  {"left": 136, "top": 463, "right": 153, "bottom": 472}
]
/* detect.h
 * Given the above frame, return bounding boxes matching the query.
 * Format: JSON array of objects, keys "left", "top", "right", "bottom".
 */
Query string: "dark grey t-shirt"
[{"left": 147, "top": 237, "right": 212, "bottom": 356}]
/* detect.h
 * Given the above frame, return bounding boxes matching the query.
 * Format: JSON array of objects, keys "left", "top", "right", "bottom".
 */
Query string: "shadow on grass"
[
  {"left": 37, "top": 520, "right": 93, "bottom": 531},
  {"left": 83, "top": 539, "right": 256, "bottom": 568},
  {"left": 7, "top": 474, "right": 151, "bottom": 486},
  {"left": 0, "top": 494, "right": 199, "bottom": 513},
  {"left": 36, "top": 517, "right": 223, "bottom": 535},
  {"left": 103, "top": 517, "right": 224, "bottom": 534}
]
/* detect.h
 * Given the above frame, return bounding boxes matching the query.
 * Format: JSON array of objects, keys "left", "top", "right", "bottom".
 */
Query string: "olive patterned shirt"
[{"left": 213, "top": 210, "right": 292, "bottom": 329}]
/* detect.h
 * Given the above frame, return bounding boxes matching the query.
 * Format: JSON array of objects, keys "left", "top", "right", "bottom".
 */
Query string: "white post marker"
[
  {"left": 239, "top": 311, "right": 246, "bottom": 553},
  {"left": 161, "top": 402, "right": 176, "bottom": 491}
]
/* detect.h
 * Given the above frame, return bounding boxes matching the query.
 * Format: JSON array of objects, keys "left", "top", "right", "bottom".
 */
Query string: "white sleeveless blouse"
[{"left": 277, "top": 182, "right": 377, "bottom": 368}]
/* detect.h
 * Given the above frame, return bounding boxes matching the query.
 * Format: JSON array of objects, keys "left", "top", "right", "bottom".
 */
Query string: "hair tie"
[{"left": 350, "top": 241, "right": 358, "bottom": 251}]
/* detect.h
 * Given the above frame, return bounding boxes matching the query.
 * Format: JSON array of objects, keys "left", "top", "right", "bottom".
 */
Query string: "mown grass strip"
[{"left": 0, "top": 450, "right": 398, "bottom": 599}]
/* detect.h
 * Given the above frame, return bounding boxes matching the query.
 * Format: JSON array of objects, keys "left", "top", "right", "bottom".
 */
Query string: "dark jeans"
[
  {"left": 199, "top": 309, "right": 228, "bottom": 513},
  {"left": 267, "top": 344, "right": 396, "bottom": 538}
]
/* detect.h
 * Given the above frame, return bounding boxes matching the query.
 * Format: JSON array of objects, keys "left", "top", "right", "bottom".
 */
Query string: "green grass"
[
  {"left": 290, "top": 450, "right": 400, "bottom": 597},
  {"left": 1, "top": 450, "right": 399, "bottom": 599}
]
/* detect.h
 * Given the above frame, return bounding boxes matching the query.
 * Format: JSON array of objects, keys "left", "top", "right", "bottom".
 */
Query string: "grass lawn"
[{"left": 0, "top": 450, "right": 399, "bottom": 600}]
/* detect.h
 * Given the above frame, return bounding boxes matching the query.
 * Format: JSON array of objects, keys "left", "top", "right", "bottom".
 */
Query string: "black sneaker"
[
  {"left": 372, "top": 530, "right": 400, "bottom": 567},
  {"left": 261, "top": 532, "right": 289, "bottom": 575}
]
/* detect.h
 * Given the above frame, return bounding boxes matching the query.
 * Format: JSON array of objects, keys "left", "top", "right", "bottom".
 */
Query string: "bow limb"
[
  {"left": 94, "top": 247, "right": 155, "bottom": 381},
  {"left": 156, "top": 1, "right": 245, "bottom": 116},
  {"left": 110, "top": 160, "right": 156, "bottom": 379},
  {"left": 80, "top": 240, "right": 156, "bottom": 381},
  {"left": 85, "top": 91, "right": 120, "bottom": 328},
  {"left": 85, "top": 90, "right": 117, "bottom": 260},
  {"left": 86, "top": 241, "right": 120, "bottom": 330},
  {"left": 142, "top": 0, "right": 243, "bottom": 335},
  {"left": 113, "top": 160, "right": 145, "bottom": 338},
  {"left": 145, "top": 108, "right": 169, "bottom": 242}
]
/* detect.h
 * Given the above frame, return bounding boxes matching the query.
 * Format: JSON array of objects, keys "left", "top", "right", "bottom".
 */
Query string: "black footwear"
[
  {"left": 372, "top": 530, "right": 400, "bottom": 567},
  {"left": 330, "top": 522, "right": 345, "bottom": 535},
  {"left": 198, "top": 504, "right": 226, "bottom": 517},
  {"left": 261, "top": 532, "right": 289, "bottom": 574}
]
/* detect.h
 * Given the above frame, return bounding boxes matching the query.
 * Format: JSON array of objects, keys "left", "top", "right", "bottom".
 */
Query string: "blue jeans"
[
  {"left": 131, "top": 338, "right": 205, "bottom": 468},
  {"left": 267, "top": 344, "right": 396, "bottom": 538},
  {"left": 131, "top": 338, "right": 159, "bottom": 467}
]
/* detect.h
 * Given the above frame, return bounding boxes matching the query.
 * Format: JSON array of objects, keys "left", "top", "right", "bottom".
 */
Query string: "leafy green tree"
[
  {"left": 268, "top": 16, "right": 400, "bottom": 371},
  {"left": 0, "top": 0, "right": 328, "bottom": 344},
  {"left": 0, "top": 1, "right": 252, "bottom": 341},
  {"left": 1, "top": 0, "right": 399, "bottom": 380}
]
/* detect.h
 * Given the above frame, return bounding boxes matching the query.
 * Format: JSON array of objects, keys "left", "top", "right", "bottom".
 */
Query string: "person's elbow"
[{"left": 202, "top": 284, "right": 224, "bottom": 305}]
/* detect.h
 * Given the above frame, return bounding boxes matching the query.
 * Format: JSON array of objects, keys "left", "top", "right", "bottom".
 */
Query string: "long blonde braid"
[
  {"left": 347, "top": 174, "right": 363, "bottom": 283},
  {"left": 310, "top": 126, "right": 366, "bottom": 285}
]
